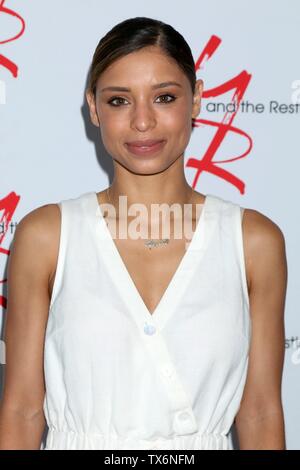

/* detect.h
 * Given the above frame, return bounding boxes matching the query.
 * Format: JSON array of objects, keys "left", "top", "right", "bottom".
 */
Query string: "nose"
[{"left": 130, "top": 101, "right": 156, "bottom": 132}]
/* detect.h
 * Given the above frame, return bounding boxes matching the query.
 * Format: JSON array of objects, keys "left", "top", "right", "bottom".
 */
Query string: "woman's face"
[{"left": 86, "top": 46, "right": 203, "bottom": 175}]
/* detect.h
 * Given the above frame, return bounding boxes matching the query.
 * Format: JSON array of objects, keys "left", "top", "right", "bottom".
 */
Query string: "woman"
[{"left": 0, "top": 17, "right": 287, "bottom": 450}]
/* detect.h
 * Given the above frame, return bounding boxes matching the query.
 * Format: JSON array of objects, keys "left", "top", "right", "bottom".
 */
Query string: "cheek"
[
  {"left": 97, "top": 103, "right": 125, "bottom": 128},
  {"left": 100, "top": 108, "right": 124, "bottom": 129},
  {"left": 98, "top": 116, "right": 132, "bottom": 161},
  {"left": 98, "top": 111, "right": 126, "bottom": 146},
  {"left": 164, "top": 115, "right": 192, "bottom": 148},
  {"left": 160, "top": 103, "right": 191, "bottom": 132}
]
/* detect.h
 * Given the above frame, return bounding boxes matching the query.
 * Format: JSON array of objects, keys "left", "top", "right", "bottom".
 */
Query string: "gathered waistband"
[{"left": 41, "top": 428, "right": 231, "bottom": 450}]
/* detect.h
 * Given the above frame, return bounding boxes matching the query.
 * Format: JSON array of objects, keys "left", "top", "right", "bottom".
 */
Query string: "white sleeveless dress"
[{"left": 40, "top": 191, "right": 251, "bottom": 450}]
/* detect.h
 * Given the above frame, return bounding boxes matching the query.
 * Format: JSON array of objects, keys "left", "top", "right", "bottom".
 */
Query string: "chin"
[{"left": 115, "top": 157, "right": 168, "bottom": 176}]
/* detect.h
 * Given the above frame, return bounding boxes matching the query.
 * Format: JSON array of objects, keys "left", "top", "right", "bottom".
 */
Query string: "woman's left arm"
[{"left": 234, "top": 208, "right": 288, "bottom": 450}]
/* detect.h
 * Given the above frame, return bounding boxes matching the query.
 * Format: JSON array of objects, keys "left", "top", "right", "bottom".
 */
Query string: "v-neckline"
[{"left": 91, "top": 191, "right": 211, "bottom": 330}]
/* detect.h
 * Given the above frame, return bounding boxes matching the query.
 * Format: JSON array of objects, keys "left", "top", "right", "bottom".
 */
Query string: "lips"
[
  {"left": 126, "top": 139, "right": 164, "bottom": 147},
  {"left": 125, "top": 139, "right": 166, "bottom": 156}
]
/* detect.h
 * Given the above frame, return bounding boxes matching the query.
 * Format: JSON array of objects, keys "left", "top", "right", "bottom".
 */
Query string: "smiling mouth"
[{"left": 126, "top": 139, "right": 164, "bottom": 146}]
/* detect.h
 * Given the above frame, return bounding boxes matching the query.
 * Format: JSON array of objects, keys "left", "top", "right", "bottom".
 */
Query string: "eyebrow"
[{"left": 100, "top": 81, "right": 183, "bottom": 93}]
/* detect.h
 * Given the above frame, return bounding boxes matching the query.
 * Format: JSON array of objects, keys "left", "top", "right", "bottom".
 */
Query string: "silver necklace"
[{"left": 106, "top": 187, "right": 170, "bottom": 250}]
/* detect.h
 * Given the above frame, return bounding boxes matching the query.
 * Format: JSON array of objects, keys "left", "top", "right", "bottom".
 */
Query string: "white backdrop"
[{"left": 0, "top": 0, "right": 299, "bottom": 449}]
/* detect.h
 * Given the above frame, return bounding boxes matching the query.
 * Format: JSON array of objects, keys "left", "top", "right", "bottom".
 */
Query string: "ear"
[
  {"left": 86, "top": 90, "right": 100, "bottom": 127},
  {"left": 192, "top": 79, "right": 204, "bottom": 119}
]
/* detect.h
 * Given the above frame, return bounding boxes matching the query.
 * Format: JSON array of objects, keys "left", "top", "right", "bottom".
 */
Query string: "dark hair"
[{"left": 87, "top": 17, "right": 196, "bottom": 98}]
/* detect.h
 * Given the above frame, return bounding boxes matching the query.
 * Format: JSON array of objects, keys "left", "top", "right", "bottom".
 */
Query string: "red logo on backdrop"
[
  {"left": 0, "top": 194, "right": 20, "bottom": 309},
  {"left": 187, "top": 35, "right": 252, "bottom": 194},
  {"left": 0, "top": 0, "right": 24, "bottom": 309},
  {"left": 0, "top": 0, "right": 25, "bottom": 77}
]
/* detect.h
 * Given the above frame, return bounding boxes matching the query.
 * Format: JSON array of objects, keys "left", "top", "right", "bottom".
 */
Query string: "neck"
[{"left": 107, "top": 154, "right": 196, "bottom": 209}]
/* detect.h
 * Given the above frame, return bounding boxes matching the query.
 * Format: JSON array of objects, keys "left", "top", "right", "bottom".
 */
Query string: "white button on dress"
[
  {"left": 144, "top": 323, "right": 156, "bottom": 335},
  {"left": 178, "top": 411, "right": 191, "bottom": 421},
  {"left": 41, "top": 191, "right": 251, "bottom": 450}
]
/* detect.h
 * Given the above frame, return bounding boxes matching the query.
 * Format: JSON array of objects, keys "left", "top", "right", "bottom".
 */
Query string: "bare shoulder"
[
  {"left": 13, "top": 203, "right": 61, "bottom": 287},
  {"left": 15, "top": 202, "right": 61, "bottom": 247},
  {"left": 241, "top": 207, "right": 287, "bottom": 294},
  {"left": 16, "top": 202, "right": 60, "bottom": 234}
]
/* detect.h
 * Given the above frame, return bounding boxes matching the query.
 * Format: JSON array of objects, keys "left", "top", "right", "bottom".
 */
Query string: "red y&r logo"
[
  {"left": 187, "top": 35, "right": 253, "bottom": 194},
  {"left": 0, "top": 192, "right": 20, "bottom": 309},
  {"left": 0, "top": 0, "right": 25, "bottom": 80}
]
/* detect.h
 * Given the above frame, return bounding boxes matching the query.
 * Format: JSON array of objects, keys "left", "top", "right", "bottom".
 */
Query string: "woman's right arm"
[{"left": 0, "top": 203, "right": 61, "bottom": 449}]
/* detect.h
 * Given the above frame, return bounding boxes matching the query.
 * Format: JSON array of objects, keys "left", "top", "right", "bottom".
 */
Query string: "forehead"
[{"left": 97, "top": 47, "right": 188, "bottom": 87}]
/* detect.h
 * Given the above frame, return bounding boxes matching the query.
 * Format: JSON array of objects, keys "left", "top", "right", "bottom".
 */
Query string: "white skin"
[{"left": 86, "top": 45, "right": 204, "bottom": 226}]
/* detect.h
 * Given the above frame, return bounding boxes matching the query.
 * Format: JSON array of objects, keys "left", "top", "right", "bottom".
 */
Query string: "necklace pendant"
[{"left": 144, "top": 238, "right": 170, "bottom": 249}]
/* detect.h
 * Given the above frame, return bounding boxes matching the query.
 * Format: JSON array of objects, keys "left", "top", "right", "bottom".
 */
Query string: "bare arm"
[
  {"left": 235, "top": 208, "right": 288, "bottom": 450},
  {"left": 0, "top": 203, "right": 60, "bottom": 449}
]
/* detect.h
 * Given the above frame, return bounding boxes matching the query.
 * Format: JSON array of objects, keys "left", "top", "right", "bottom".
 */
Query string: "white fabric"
[{"left": 41, "top": 191, "right": 251, "bottom": 450}]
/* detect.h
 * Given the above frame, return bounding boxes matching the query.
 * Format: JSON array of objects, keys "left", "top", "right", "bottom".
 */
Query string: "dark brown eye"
[
  {"left": 156, "top": 94, "right": 176, "bottom": 103},
  {"left": 107, "top": 97, "right": 128, "bottom": 106},
  {"left": 107, "top": 94, "right": 177, "bottom": 107}
]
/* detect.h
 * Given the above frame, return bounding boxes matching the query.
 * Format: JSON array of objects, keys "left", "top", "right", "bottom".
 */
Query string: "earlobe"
[
  {"left": 192, "top": 79, "right": 203, "bottom": 118},
  {"left": 192, "top": 98, "right": 201, "bottom": 119},
  {"left": 86, "top": 90, "right": 100, "bottom": 128},
  {"left": 192, "top": 106, "right": 201, "bottom": 119}
]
